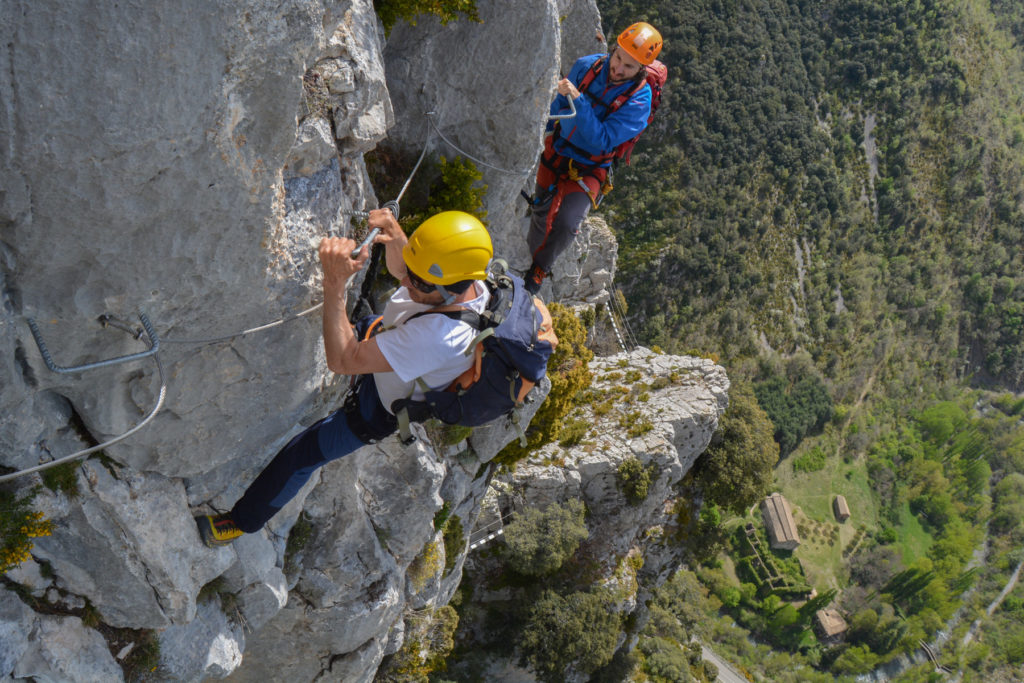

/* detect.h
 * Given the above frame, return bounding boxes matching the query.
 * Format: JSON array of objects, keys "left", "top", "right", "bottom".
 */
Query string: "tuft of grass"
[
  {"left": 558, "top": 418, "right": 589, "bottom": 447},
  {"left": 442, "top": 515, "right": 465, "bottom": 575},
  {"left": 374, "top": 0, "right": 480, "bottom": 35},
  {"left": 41, "top": 461, "right": 81, "bottom": 498},
  {"left": 284, "top": 513, "right": 314, "bottom": 576},
  {"left": 408, "top": 540, "right": 443, "bottom": 592},
  {"left": 620, "top": 411, "right": 654, "bottom": 439},
  {"left": 120, "top": 629, "right": 161, "bottom": 682}
]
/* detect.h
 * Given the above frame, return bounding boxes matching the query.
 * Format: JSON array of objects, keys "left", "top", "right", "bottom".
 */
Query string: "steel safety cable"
[
  {"left": 6, "top": 123, "right": 438, "bottom": 482},
  {"left": 0, "top": 346, "right": 167, "bottom": 483},
  {"left": 425, "top": 112, "right": 533, "bottom": 177},
  {"left": 3, "top": 111, "right": 514, "bottom": 483},
  {"left": 163, "top": 123, "right": 434, "bottom": 345},
  {"left": 609, "top": 285, "right": 639, "bottom": 351},
  {"left": 614, "top": 289, "right": 641, "bottom": 350}
]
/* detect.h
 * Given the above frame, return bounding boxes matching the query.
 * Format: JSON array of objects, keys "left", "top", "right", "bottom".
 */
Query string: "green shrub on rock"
[
  {"left": 519, "top": 589, "right": 620, "bottom": 683},
  {"left": 617, "top": 457, "right": 654, "bottom": 505},
  {"left": 502, "top": 499, "right": 588, "bottom": 577},
  {"left": 374, "top": 0, "right": 480, "bottom": 34}
]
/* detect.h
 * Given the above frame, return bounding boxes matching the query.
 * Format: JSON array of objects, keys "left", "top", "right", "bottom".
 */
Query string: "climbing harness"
[{"left": 389, "top": 271, "right": 557, "bottom": 447}]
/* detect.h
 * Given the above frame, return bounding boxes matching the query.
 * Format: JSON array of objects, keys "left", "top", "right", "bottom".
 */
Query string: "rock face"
[
  {"left": 508, "top": 349, "right": 728, "bottom": 569},
  {"left": 383, "top": 0, "right": 606, "bottom": 275},
  {"left": 457, "top": 349, "right": 729, "bottom": 679},
  {"left": 1, "top": 1, "right": 729, "bottom": 681}
]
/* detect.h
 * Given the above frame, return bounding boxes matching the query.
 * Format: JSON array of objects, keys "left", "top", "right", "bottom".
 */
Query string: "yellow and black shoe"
[{"left": 195, "top": 513, "right": 243, "bottom": 548}]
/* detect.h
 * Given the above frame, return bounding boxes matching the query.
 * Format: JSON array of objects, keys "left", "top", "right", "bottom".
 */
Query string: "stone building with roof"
[
  {"left": 760, "top": 492, "right": 800, "bottom": 550},
  {"left": 833, "top": 494, "right": 851, "bottom": 522},
  {"left": 814, "top": 608, "right": 848, "bottom": 644}
]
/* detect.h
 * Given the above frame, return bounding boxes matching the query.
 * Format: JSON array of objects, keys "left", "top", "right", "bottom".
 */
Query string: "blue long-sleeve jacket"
[{"left": 547, "top": 53, "right": 652, "bottom": 168}]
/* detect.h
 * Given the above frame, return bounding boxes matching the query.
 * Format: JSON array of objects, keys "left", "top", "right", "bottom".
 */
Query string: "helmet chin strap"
[{"left": 435, "top": 284, "right": 456, "bottom": 305}]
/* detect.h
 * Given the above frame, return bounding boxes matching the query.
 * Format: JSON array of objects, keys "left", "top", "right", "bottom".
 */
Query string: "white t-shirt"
[{"left": 373, "top": 282, "right": 490, "bottom": 414}]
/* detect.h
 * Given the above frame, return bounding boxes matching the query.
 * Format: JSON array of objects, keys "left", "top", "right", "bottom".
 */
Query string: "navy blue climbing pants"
[{"left": 229, "top": 377, "right": 397, "bottom": 533}]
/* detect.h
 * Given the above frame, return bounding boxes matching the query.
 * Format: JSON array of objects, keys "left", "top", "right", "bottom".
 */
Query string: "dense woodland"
[
  {"left": 594, "top": 0, "right": 1024, "bottom": 680},
  {"left": 602, "top": 0, "right": 1024, "bottom": 395}
]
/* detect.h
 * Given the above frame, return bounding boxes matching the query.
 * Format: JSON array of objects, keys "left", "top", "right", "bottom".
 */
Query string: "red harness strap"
[{"left": 532, "top": 136, "right": 606, "bottom": 260}]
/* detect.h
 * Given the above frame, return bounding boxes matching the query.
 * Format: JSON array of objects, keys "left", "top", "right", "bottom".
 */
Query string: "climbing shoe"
[
  {"left": 524, "top": 264, "right": 546, "bottom": 295},
  {"left": 195, "top": 513, "right": 243, "bottom": 548}
]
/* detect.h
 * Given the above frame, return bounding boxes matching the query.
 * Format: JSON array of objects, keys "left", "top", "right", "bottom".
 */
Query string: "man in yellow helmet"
[
  {"left": 196, "top": 208, "right": 493, "bottom": 546},
  {"left": 525, "top": 21, "right": 663, "bottom": 294}
]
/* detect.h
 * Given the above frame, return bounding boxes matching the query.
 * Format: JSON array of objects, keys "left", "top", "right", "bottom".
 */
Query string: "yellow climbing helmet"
[
  {"left": 402, "top": 211, "right": 493, "bottom": 286},
  {"left": 617, "top": 22, "right": 663, "bottom": 65}
]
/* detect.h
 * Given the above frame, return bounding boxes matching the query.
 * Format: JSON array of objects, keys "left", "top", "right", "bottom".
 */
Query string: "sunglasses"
[{"left": 405, "top": 269, "right": 437, "bottom": 295}]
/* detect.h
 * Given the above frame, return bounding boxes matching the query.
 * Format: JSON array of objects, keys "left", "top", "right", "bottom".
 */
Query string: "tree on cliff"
[
  {"left": 519, "top": 589, "right": 621, "bottom": 682},
  {"left": 502, "top": 498, "right": 589, "bottom": 577},
  {"left": 692, "top": 380, "right": 780, "bottom": 513}
]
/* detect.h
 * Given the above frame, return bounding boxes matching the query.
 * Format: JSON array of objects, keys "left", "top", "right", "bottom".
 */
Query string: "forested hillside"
[
  {"left": 594, "top": 0, "right": 1024, "bottom": 680},
  {"left": 602, "top": 0, "right": 1024, "bottom": 394}
]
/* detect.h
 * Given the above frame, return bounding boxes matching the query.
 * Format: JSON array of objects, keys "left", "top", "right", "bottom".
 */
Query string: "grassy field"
[
  {"left": 773, "top": 437, "right": 883, "bottom": 590},
  {"left": 896, "top": 500, "right": 934, "bottom": 564}
]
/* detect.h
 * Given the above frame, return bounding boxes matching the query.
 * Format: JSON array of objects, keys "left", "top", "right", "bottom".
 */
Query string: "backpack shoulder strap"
[
  {"left": 405, "top": 307, "right": 485, "bottom": 330},
  {"left": 579, "top": 55, "right": 605, "bottom": 92},
  {"left": 607, "top": 69, "right": 651, "bottom": 115}
]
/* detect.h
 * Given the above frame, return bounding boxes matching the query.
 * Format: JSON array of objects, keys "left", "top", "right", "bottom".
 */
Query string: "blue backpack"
[{"left": 390, "top": 273, "right": 558, "bottom": 444}]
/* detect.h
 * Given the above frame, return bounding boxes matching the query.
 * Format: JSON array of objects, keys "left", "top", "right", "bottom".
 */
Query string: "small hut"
[
  {"left": 760, "top": 493, "right": 800, "bottom": 550},
  {"left": 814, "top": 608, "right": 848, "bottom": 644},
  {"left": 833, "top": 494, "right": 851, "bottom": 522}
]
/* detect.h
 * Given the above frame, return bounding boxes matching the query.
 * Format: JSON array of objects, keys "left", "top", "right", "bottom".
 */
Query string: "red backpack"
[{"left": 577, "top": 56, "right": 667, "bottom": 165}]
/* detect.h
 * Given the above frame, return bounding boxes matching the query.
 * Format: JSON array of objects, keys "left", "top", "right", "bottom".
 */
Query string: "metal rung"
[
  {"left": 27, "top": 312, "right": 160, "bottom": 374},
  {"left": 549, "top": 96, "right": 577, "bottom": 120}
]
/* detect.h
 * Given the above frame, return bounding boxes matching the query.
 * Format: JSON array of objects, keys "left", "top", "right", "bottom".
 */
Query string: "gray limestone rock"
[
  {"left": 13, "top": 614, "right": 123, "bottom": 683},
  {"left": 383, "top": 0, "right": 604, "bottom": 269},
  {"left": 1, "top": 0, "right": 389, "bottom": 485},
  {"left": 551, "top": 215, "right": 619, "bottom": 305},
  {"left": 0, "top": 1, "right": 731, "bottom": 681},
  {"left": 234, "top": 570, "right": 289, "bottom": 633},
  {"left": 2, "top": 558, "right": 50, "bottom": 598},
  {"left": 32, "top": 461, "right": 235, "bottom": 628},
  {"left": 0, "top": 590, "right": 34, "bottom": 677},
  {"left": 158, "top": 600, "right": 246, "bottom": 682},
  {"left": 499, "top": 348, "right": 729, "bottom": 585},
  {"left": 557, "top": 0, "right": 608, "bottom": 75}
]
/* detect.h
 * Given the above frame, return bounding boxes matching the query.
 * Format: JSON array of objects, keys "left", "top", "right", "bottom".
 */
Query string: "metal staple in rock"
[{"left": 0, "top": 332, "right": 167, "bottom": 483}]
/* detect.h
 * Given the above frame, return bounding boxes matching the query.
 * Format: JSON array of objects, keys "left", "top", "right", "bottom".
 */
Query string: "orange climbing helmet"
[{"left": 617, "top": 22, "right": 663, "bottom": 65}]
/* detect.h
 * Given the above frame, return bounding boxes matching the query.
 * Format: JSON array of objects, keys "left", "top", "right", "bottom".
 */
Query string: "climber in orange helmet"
[{"left": 524, "top": 21, "right": 663, "bottom": 295}]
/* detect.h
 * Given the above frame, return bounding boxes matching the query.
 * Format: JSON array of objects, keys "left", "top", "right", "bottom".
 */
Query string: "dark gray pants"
[{"left": 526, "top": 185, "right": 593, "bottom": 273}]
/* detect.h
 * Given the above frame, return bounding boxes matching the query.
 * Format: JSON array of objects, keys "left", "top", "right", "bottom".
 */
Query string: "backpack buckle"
[{"left": 396, "top": 407, "right": 418, "bottom": 446}]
